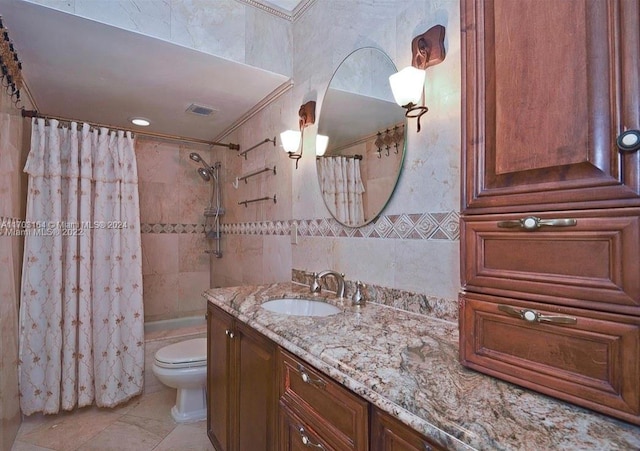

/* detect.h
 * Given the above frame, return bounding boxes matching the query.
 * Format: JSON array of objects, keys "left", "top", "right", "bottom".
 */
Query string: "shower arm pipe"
[
  {"left": 21, "top": 110, "right": 240, "bottom": 150},
  {"left": 237, "top": 166, "right": 276, "bottom": 184},
  {"left": 238, "top": 194, "right": 277, "bottom": 207},
  {"left": 238, "top": 136, "right": 276, "bottom": 159}
]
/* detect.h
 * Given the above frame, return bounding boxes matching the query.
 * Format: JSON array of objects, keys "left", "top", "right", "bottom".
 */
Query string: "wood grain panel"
[
  {"left": 279, "top": 349, "right": 369, "bottom": 450},
  {"left": 207, "top": 304, "right": 233, "bottom": 451},
  {"left": 459, "top": 294, "right": 640, "bottom": 424},
  {"left": 461, "top": 0, "right": 640, "bottom": 212},
  {"left": 237, "top": 321, "right": 277, "bottom": 451},
  {"left": 461, "top": 210, "right": 640, "bottom": 313},
  {"left": 370, "top": 407, "right": 445, "bottom": 451},
  {"left": 493, "top": 0, "right": 588, "bottom": 174}
]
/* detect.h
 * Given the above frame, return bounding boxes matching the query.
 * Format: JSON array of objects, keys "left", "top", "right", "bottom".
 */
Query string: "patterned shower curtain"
[{"left": 19, "top": 118, "right": 144, "bottom": 415}]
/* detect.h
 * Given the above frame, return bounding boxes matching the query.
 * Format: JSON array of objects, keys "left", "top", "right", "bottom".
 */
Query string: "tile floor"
[{"left": 10, "top": 388, "right": 214, "bottom": 451}]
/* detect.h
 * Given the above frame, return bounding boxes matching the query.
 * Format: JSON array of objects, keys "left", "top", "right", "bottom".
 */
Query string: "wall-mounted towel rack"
[
  {"left": 238, "top": 137, "right": 276, "bottom": 159},
  {"left": 238, "top": 195, "right": 277, "bottom": 207},
  {"left": 233, "top": 166, "right": 276, "bottom": 189}
]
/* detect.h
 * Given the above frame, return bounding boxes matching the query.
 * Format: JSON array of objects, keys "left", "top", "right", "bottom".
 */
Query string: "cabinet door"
[
  {"left": 370, "top": 407, "right": 445, "bottom": 451},
  {"left": 236, "top": 321, "right": 277, "bottom": 451},
  {"left": 280, "top": 402, "right": 334, "bottom": 451},
  {"left": 207, "top": 304, "right": 234, "bottom": 451},
  {"left": 459, "top": 293, "right": 640, "bottom": 425},
  {"left": 279, "top": 349, "right": 369, "bottom": 450},
  {"left": 462, "top": 0, "right": 640, "bottom": 213}
]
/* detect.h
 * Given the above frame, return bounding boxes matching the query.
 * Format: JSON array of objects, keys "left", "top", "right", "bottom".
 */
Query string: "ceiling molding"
[
  {"left": 215, "top": 78, "right": 294, "bottom": 141},
  {"left": 237, "top": 0, "right": 317, "bottom": 22},
  {"left": 291, "top": 0, "right": 316, "bottom": 22}
]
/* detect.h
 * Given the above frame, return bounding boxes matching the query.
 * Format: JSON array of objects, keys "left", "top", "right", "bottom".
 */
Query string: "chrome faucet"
[{"left": 310, "top": 270, "right": 345, "bottom": 298}]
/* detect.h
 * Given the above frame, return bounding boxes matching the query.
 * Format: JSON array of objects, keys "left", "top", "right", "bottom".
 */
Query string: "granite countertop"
[{"left": 203, "top": 282, "right": 640, "bottom": 451}]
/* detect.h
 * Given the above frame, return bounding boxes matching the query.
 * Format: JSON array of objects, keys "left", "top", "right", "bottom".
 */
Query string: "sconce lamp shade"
[
  {"left": 389, "top": 66, "right": 426, "bottom": 107},
  {"left": 316, "top": 134, "right": 329, "bottom": 156},
  {"left": 280, "top": 130, "right": 302, "bottom": 153}
]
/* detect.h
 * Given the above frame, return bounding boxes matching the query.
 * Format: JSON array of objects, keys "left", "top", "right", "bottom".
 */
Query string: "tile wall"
[
  {"left": 208, "top": 0, "right": 462, "bottom": 305},
  {"left": 136, "top": 138, "right": 213, "bottom": 322}
]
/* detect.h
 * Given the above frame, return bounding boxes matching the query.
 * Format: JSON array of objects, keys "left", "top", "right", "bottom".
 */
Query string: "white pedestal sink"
[{"left": 261, "top": 298, "right": 341, "bottom": 317}]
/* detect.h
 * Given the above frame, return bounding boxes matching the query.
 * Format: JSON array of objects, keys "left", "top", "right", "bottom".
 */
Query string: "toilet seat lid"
[{"left": 154, "top": 338, "right": 207, "bottom": 365}]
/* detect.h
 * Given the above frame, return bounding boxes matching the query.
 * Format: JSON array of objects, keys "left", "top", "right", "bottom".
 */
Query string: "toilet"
[{"left": 152, "top": 337, "right": 207, "bottom": 423}]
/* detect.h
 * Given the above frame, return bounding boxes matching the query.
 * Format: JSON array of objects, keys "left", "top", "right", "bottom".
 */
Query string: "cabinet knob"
[
  {"left": 225, "top": 329, "right": 235, "bottom": 338},
  {"left": 297, "top": 364, "right": 326, "bottom": 388},
  {"left": 617, "top": 129, "right": 640, "bottom": 153},
  {"left": 298, "top": 426, "right": 325, "bottom": 449}
]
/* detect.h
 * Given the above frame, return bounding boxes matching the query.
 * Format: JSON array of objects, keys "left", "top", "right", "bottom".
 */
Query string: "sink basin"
[{"left": 261, "top": 298, "right": 341, "bottom": 317}]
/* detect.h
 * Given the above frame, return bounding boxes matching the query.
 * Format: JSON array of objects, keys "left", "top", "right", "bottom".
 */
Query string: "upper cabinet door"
[{"left": 462, "top": 0, "right": 640, "bottom": 213}]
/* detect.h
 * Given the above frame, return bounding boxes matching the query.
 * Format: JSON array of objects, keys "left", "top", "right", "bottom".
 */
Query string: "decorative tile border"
[
  {"left": 22, "top": 211, "right": 460, "bottom": 241},
  {"left": 221, "top": 211, "right": 460, "bottom": 241},
  {"left": 292, "top": 269, "right": 458, "bottom": 323},
  {"left": 140, "top": 223, "right": 208, "bottom": 234}
]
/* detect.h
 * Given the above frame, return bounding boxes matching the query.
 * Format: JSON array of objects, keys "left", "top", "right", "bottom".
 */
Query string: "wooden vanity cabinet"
[
  {"left": 206, "top": 303, "right": 278, "bottom": 451},
  {"left": 370, "top": 408, "right": 445, "bottom": 451},
  {"left": 461, "top": 0, "right": 640, "bottom": 214},
  {"left": 278, "top": 349, "right": 369, "bottom": 450},
  {"left": 460, "top": 0, "right": 640, "bottom": 425}
]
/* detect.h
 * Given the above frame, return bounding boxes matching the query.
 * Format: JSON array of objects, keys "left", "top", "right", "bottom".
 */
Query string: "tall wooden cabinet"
[
  {"left": 459, "top": 0, "right": 640, "bottom": 425},
  {"left": 207, "top": 303, "right": 278, "bottom": 451}
]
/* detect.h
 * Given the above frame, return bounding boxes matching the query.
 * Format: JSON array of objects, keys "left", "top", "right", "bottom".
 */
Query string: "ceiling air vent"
[{"left": 186, "top": 103, "right": 216, "bottom": 116}]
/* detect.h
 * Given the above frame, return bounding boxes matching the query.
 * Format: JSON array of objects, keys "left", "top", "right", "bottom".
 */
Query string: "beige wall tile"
[
  {"left": 177, "top": 271, "right": 210, "bottom": 315},
  {"left": 178, "top": 233, "right": 209, "bottom": 273},
  {"left": 141, "top": 234, "right": 179, "bottom": 276},
  {"left": 138, "top": 182, "right": 181, "bottom": 224},
  {"left": 143, "top": 273, "right": 179, "bottom": 321}
]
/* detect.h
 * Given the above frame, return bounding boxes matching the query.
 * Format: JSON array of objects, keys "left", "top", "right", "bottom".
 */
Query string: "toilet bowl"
[{"left": 152, "top": 337, "right": 207, "bottom": 423}]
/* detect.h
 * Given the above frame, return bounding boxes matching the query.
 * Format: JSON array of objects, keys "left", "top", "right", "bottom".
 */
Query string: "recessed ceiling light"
[{"left": 130, "top": 117, "right": 150, "bottom": 126}]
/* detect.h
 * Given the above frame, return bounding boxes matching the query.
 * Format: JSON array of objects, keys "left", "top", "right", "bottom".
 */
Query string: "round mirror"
[{"left": 317, "top": 47, "right": 405, "bottom": 227}]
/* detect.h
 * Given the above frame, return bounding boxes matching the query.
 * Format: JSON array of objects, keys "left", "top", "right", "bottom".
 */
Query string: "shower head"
[
  {"left": 190, "top": 152, "right": 213, "bottom": 168},
  {"left": 190, "top": 152, "right": 219, "bottom": 182},
  {"left": 197, "top": 167, "right": 211, "bottom": 182}
]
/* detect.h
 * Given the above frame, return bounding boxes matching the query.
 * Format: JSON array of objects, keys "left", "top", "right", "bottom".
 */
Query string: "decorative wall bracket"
[{"left": 411, "top": 24, "right": 446, "bottom": 70}]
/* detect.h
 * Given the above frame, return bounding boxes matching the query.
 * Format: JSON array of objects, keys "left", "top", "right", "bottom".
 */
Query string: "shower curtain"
[
  {"left": 18, "top": 119, "right": 144, "bottom": 415},
  {"left": 318, "top": 156, "right": 365, "bottom": 226}
]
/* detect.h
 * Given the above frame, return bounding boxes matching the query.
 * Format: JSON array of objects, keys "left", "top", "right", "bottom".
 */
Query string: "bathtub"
[{"left": 144, "top": 315, "right": 207, "bottom": 394}]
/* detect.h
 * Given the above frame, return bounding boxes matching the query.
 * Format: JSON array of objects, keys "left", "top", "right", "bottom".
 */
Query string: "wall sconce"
[
  {"left": 389, "top": 25, "right": 446, "bottom": 132},
  {"left": 316, "top": 134, "right": 329, "bottom": 156},
  {"left": 280, "top": 100, "right": 316, "bottom": 169}
]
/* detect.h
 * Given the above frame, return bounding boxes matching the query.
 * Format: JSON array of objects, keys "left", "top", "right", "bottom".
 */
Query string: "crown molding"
[
  {"left": 236, "top": 0, "right": 317, "bottom": 22},
  {"left": 214, "top": 78, "right": 294, "bottom": 141}
]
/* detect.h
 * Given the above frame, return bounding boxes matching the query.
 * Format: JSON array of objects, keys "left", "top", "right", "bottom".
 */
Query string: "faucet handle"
[
  {"left": 310, "top": 272, "right": 321, "bottom": 293},
  {"left": 352, "top": 280, "right": 365, "bottom": 306}
]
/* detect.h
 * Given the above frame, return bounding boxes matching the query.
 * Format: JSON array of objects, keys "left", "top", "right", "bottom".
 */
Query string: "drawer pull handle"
[
  {"left": 298, "top": 427, "right": 325, "bottom": 449},
  {"left": 225, "top": 329, "right": 235, "bottom": 338},
  {"left": 498, "top": 305, "right": 577, "bottom": 325},
  {"left": 298, "top": 364, "right": 326, "bottom": 388},
  {"left": 497, "top": 216, "right": 577, "bottom": 231}
]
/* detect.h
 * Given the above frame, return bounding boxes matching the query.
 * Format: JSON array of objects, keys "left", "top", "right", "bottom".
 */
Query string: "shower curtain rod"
[{"left": 21, "top": 109, "right": 240, "bottom": 150}]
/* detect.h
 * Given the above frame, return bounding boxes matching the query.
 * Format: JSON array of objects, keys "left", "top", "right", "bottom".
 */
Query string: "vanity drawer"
[
  {"left": 461, "top": 209, "right": 640, "bottom": 315},
  {"left": 278, "top": 349, "right": 369, "bottom": 450},
  {"left": 459, "top": 293, "right": 640, "bottom": 425}
]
